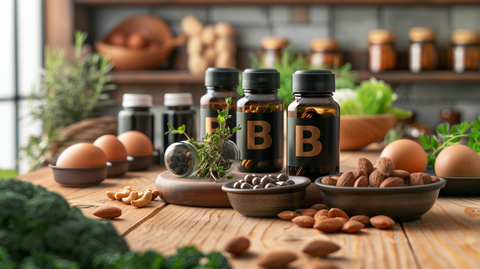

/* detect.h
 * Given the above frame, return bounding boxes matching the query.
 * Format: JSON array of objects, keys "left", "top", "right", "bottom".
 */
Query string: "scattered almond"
[
  {"left": 336, "top": 171, "right": 355, "bottom": 187},
  {"left": 278, "top": 211, "right": 300, "bottom": 220},
  {"left": 314, "top": 217, "right": 347, "bottom": 232},
  {"left": 257, "top": 250, "right": 297, "bottom": 268},
  {"left": 328, "top": 208, "right": 349, "bottom": 220},
  {"left": 358, "top": 158, "right": 374, "bottom": 175},
  {"left": 321, "top": 177, "right": 337, "bottom": 186},
  {"left": 409, "top": 173, "right": 425, "bottom": 186},
  {"left": 302, "top": 240, "right": 341, "bottom": 257},
  {"left": 351, "top": 169, "right": 368, "bottom": 179},
  {"left": 350, "top": 215, "right": 370, "bottom": 227},
  {"left": 369, "top": 170, "right": 385, "bottom": 187},
  {"left": 302, "top": 208, "right": 318, "bottom": 217},
  {"left": 380, "top": 177, "right": 405, "bottom": 188},
  {"left": 370, "top": 215, "right": 395, "bottom": 229},
  {"left": 300, "top": 260, "right": 339, "bottom": 269},
  {"left": 224, "top": 236, "right": 250, "bottom": 255},
  {"left": 391, "top": 170, "right": 410, "bottom": 179},
  {"left": 342, "top": 220, "right": 365, "bottom": 233},
  {"left": 354, "top": 175, "right": 369, "bottom": 187},
  {"left": 314, "top": 215, "right": 329, "bottom": 224},
  {"left": 314, "top": 209, "right": 329, "bottom": 219},
  {"left": 311, "top": 204, "right": 328, "bottom": 211},
  {"left": 376, "top": 157, "right": 395, "bottom": 177},
  {"left": 93, "top": 205, "right": 122, "bottom": 219},
  {"left": 292, "top": 216, "right": 315, "bottom": 228}
]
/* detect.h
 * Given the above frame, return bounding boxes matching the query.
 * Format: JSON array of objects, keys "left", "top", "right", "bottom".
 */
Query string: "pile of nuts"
[
  {"left": 232, "top": 173, "right": 294, "bottom": 189},
  {"left": 278, "top": 204, "right": 396, "bottom": 233},
  {"left": 105, "top": 186, "right": 160, "bottom": 208},
  {"left": 321, "top": 157, "right": 440, "bottom": 188},
  {"left": 168, "top": 150, "right": 193, "bottom": 175}
]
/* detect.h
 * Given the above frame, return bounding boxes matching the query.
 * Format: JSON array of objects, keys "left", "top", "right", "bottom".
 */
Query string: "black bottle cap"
[
  {"left": 292, "top": 69, "right": 335, "bottom": 93},
  {"left": 205, "top": 67, "right": 239, "bottom": 87},
  {"left": 242, "top": 68, "right": 280, "bottom": 90}
]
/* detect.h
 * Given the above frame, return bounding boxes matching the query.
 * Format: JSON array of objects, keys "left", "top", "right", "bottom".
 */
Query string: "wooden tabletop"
[{"left": 17, "top": 150, "right": 480, "bottom": 269}]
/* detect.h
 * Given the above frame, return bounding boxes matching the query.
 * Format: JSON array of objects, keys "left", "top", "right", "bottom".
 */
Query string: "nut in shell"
[
  {"left": 391, "top": 169, "right": 410, "bottom": 179},
  {"left": 302, "top": 240, "right": 341, "bottom": 257},
  {"left": 380, "top": 177, "right": 405, "bottom": 188},
  {"left": 321, "top": 176, "right": 337, "bottom": 186},
  {"left": 369, "top": 170, "right": 385, "bottom": 187},
  {"left": 358, "top": 157, "right": 375, "bottom": 175},
  {"left": 411, "top": 173, "right": 432, "bottom": 184},
  {"left": 352, "top": 169, "right": 368, "bottom": 179},
  {"left": 354, "top": 175, "right": 369, "bottom": 187},
  {"left": 409, "top": 173, "right": 425, "bottom": 186},
  {"left": 336, "top": 171, "right": 355, "bottom": 187},
  {"left": 376, "top": 157, "right": 395, "bottom": 177}
]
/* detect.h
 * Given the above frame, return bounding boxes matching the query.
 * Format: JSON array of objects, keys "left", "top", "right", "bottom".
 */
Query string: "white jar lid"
[
  {"left": 164, "top": 93, "right": 193, "bottom": 106},
  {"left": 122, "top": 93, "right": 152, "bottom": 107}
]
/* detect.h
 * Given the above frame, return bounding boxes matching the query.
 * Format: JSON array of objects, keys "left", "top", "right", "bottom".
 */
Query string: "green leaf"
[
  {"left": 460, "top": 121, "right": 471, "bottom": 134},
  {"left": 167, "top": 123, "right": 174, "bottom": 131},
  {"left": 427, "top": 153, "right": 436, "bottom": 167},
  {"left": 217, "top": 115, "right": 225, "bottom": 125},
  {"left": 419, "top": 135, "right": 432, "bottom": 150},
  {"left": 188, "top": 137, "right": 195, "bottom": 143},
  {"left": 225, "top": 97, "right": 232, "bottom": 107},
  {"left": 178, "top": 125, "right": 185, "bottom": 134},
  {"left": 437, "top": 122, "right": 449, "bottom": 136},
  {"left": 450, "top": 125, "right": 461, "bottom": 135},
  {"left": 232, "top": 127, "right": 239, "bottom": 133},
  {"left": 226, "top": 175, "right": 233, "bottom": 179},
  {"left": 430, "top": 135, "right": 439, "bottom": 149}
]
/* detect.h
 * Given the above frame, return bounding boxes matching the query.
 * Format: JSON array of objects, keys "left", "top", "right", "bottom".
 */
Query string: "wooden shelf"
[
  {"left": 75, "top": 0, "right": 480, "bottom": 6},
  {"left": 109, "top": 70, "right": 480, "bottom": 84}
]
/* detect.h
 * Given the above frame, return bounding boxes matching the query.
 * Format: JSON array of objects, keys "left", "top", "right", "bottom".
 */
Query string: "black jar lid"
[
  {"left": 242, "top": 68, "right": 280, "bottom": 90},
  {"left": 292, "top": 69, "right": 335, "bottom": 93},
  {"left": 205, "top": 67, "right": 239, "bottom": 87}
]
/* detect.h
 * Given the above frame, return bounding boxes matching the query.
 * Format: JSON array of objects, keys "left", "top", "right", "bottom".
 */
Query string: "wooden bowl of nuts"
[
  {"left": 222, "top": 173, "right": 311, "bottom": 217},
  {"left": 340, "top": 114, "right": 397, "bottom": 150},
  {"left": 314, "top": 157, "right": 446, "bottom": 222}
]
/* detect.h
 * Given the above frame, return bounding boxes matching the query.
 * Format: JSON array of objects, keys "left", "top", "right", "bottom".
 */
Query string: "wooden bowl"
[
  {"left": 340, "top": 114, "right": 397, "bottom": 150},
  {"left": 95, "top": 15, "right": 186, "bottom": 70}
]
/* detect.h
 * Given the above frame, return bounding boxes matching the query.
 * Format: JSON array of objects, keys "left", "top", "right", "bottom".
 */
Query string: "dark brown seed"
[
  {"left": 358, "top": 158, "right": 375, "bottom": 175},
  {"left": 224, "top": 236, "right": 250, "bottom": 255}
]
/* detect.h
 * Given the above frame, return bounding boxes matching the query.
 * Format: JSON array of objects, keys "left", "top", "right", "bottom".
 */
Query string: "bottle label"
[
  {"left": 200, "top": 108, "right": 237, "bottom": 142},
  {"left": 287, "top": 117, "right": 339, "bottom": 168},
  {"left": 237, "top": 111, "right": 283, "bottom": 161}
]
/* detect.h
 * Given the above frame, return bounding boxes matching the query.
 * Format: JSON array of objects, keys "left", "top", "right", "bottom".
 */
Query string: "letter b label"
[
  {"left": 247, "top": 121, "right": 272, "bottom": 150},
  {"left": 296, "top": 126, "right": 322, "bottom": 157}
]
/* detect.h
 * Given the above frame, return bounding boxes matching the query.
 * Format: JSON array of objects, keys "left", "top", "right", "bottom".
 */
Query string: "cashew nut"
[
  {"left": 131, "top": 190, "right": 153, "bottom": 208},
  {"left": 114, "top": 189, "right": 131, "bottom": 200},
  {"left": 146, "top": 188, "right": 160, "bottom": 201},
  {"left": 137, "top": 191, "right": 144, "bottom": 198},
  {"left": 122, "top": 191, "right": 138, "bottom": 204},
  {"left": 106, "top": 191, "right": 116, "bottom": 200}
]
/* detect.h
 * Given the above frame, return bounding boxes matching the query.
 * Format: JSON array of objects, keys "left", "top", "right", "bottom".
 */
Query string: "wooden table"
[{"left": 17, "top": 151, "right": 480, "bottom": 269}]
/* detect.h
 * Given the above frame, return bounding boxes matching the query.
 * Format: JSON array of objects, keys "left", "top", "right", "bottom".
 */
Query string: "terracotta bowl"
[
  {"left": 128, "top": 155, "right": 153, "bottom": 171},
  {"left": 106, "top": 159, "right": 129, "bottom": 178},
  {"left": 95, "top": 15, "right": 186, "bottom": 70},
  {"left": 50, "top": 163, "right": 110, "bottom": 187},
  {"left": 340, "top": 114, "right": 397, "bottom": 150}
]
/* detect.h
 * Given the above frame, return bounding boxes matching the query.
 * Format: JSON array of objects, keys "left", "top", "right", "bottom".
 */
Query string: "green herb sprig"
[
  {"left": 419, "top": 116, "right": 480, "bottom": 167},
  {"left": 165, "top": 97, "right": 241, "bottom": 182}
]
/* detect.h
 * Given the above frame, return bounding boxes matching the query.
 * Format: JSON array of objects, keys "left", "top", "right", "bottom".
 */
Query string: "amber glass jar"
[
  {"left": 261, "top": 36, "right": 289, "bottom": 68},
  {"left": 237, "top": 69, "right": 283, "bottom": 173},
  {"left": 309, "top": 38, "right": 344, "bottom": 68},
  {"left": 368, "top": 30, "right": 397, "bottom": 73},
  {"left": 200, "top": 67, "right": 240, "bottom": 142},
  {"left": 448, "top": 29, "right": 479, "bottom": 73},
  {"left": 408, "top": 27, "right": 438, "bottom": 73},
  {"left": 287, "top": 70, "right": 340, "bottom": 181}
]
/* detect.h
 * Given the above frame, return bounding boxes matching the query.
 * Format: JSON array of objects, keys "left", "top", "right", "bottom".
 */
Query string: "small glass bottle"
[
  {"left": 368, "top": 29, "right": 397, "bottom": 73},
  {"left": 287, "top": 70, "right": 340, "bottom": 181},
  {"left": 118, "top": 93, "right": 155, "bottom": 145},
  {"left": 237, "top": 68, "right": 283, "bottom": 173},
  {"left": 261, "top": 36, "right": 289, "bottom": 68},
  {"left": 408, "top": 27, "right": 438, "bottom": 73},
  {"left": 448, "top": 29, "right": 479, "bottom": 73},
  {"left": 309, "top": 38, "right": 344, "bottom": 68},
  {"left": 161, "top": 93, "right": 197, "bottom": 156},
  {"left": 200, "top": 67, "right": 240, "bottom": 142}
]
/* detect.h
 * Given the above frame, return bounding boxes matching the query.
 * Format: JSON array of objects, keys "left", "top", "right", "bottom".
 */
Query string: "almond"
[
  {"left": 257, "top": 250, "right": 297, "bottom": 268},
  {"left": 314, "top": 215, "right": 329, "bottom": 224},
  {"left": 358, "top": 158, "right": 374, "bottom": 175},
  {"left": 224, "top": 236, "right": 250, "bottom": 255},
  {"left": 409, "top": 173, "right": 425, "bottom": 186},
  {"left": 350, "top": 215, "right": 371, "bottom": 227},
  {"left": 278, "top": 211, "right": 300, "bottom": 220},
  {"left": 292, "top": 216, "right": 315, "bottom": 228},
  {"left": 331, "top": 176, "right": 340, "bottom": 180},
  {"left": 342, "top": 220, "right": 365, "bottom": 233},
  {"left": 300, "top": 260, "right": 339, "bottom": 269},
  {"left": 391, "top": 170, "right": 410, "bottom": 179},
  {"left": 351, "top": 169, "right": 368, "bottom": 179},
  {"left": 336, "top": 171, "right": 355, "bottom": 187},
  {"left": 321, "top": 177, "right": 337, "bottom": 186},
  {"left": 93, "top": 205, "right": 122, "bottom": 219},
  {"left": 302, "top": 240, "right": 341, "bottom": 257},
  {"left": 376, "top": 157, "right": 395, "bottom": 177},
  {"left": 354, "top": 175, "right": 369, "bottom": 187},
  {"left": 314, "top": 209, "right": 329, "bottom": 218},
  {"left": 311, "top": 204, "right": 327, "bottom": 211},
  {"left": 432, "top": 176, "right": 440, "bottom": 183},
  {"left": 369, "top": 170, "right": 385, "bottom": 187},
  {"left": 314, "top": 217, "right": 347, "bottom": 232},
  {"left": 328, "top": 208, "right": 349, "bottom": 220},
  {"left": 411, "top": 173, "right": 432, "bottom": 184},
  {"left": 302, "top": 208, "right": 318, "bottom": 217},
  {"left": 370, "top": 215, "right": 395, "bottom": 229},
  {"left": 380, "top": 177, "right": 405, "bottom": 188}
]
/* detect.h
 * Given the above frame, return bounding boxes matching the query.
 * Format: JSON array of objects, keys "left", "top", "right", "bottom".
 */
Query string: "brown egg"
[
  {"left": 126, "top": 32, "right": 148, "bottom": 49},
  {"left": 117, "top": 131, "right": 153, "bottom": 156},
  {"left": 107, "top": 32, "right": 126, "bottom": 46},
  {"left": 57, "top": 143, "right": 107, "bottom": 168},
  {"left": 93, "top": 135, "right": 128, "bottom": 161},
  {"left": 435, "top": 144, "right": 480, "bottom": 177},
  {"left": 380, "top": 139, "right": 427, "bottom": 173}
]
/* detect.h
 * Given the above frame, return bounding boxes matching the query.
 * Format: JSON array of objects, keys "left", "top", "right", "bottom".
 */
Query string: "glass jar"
[
  {"left": 200, "top": 67, "right": 240, "bottom": 143},
  {"left": 261, "top": 36, "right": 289, "bottom": 68},
  {"left": 368, "top": 29, "right": 397, "bottom": 73},
  {"left": 408, "top": 27, "right": 438, "bottom": 73},
  {"left": 118, "top": 94, "right": 155, "bottom": 145},
  {"left": 448, "top": 29, "right": 479, "bottom": 73},
  {"left": 237, "top": 68, "right": 283, "bottom": 173},
  {"left": 309, "top": 38, "right": 344, "bottom": 68},
  {"left": 164, "top": 140, "right": 239, "bottom": 178},
  {"left": 287, "top": 70, "right": 340, "bottom": 181}
]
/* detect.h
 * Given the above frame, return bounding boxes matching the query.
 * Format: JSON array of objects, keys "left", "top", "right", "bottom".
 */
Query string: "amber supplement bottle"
[
  {"left": 237, "top": 68, "right": 283, "bottom": 173},
  {"left": 448, "top": 29, "right": 479, "bottom": 73},
  {"left": 261, "top": 36, "right": 289, "bottom": 68},
  {"left": 287, "top": 70, "right": 340, "bottom": 181},
  {"left": 408, "top": 27, "right": 438, "bottom": 73},
  {"left": 118, "top": 93, "right": 155, "bottom": 145},
  {"left": 368, "top": 29, "right": 397, "bottom": 73},
  {"left": 200, "top": 67, "right": 240, "bottom": 142},
  {"left": 310, "top": 38, "right": 344, "bottom": 68}
]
